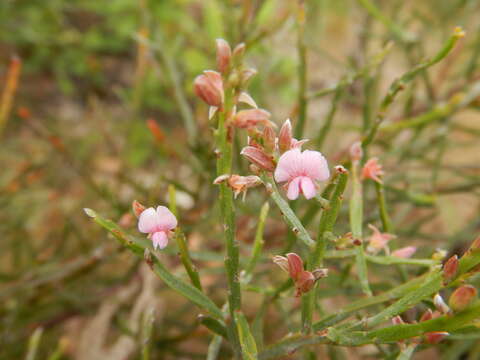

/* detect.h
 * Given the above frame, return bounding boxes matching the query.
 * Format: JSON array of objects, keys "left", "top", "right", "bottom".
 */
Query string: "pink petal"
[
  {"left": 300, "top": 177, "right": 317, "bottom": 199},
  {"left": 300, "top": 150, "right": 330, "bottom": 181},
  {"left": 286, "top": 177, "right": 301, "bottom": 200},
  {"left": 152, "top": 231, "right": 169, "bottom": 250},
  {"left": 155, "top": 206, "right": 178, "bottom": 231},
  {"left": 274, "top": 148, "right": 303, "bottom": 183},
  {"left": 138, "top": 207, "right": 160, "bottom": 233},
  {"left": 392, "top": 246, "right": 417, "bottom": 258}
]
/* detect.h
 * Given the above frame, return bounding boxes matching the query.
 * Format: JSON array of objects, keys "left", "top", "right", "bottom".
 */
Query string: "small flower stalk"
[
  {"left": 138, "top": 205, "right": 178, "bottom": 250},
  {"left": 273, "top": 253, "right": 328, "bottom": 297}
]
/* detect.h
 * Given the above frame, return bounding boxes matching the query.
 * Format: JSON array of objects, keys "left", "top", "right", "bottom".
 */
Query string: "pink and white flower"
[
  {"left": 367, "top": 224, "right": 396, "bottom": 254},
  {"left": 274, "top": 148, "right": 330, "bottom": 200},
  {"left": 138, "top": 206, "right": 177, "bottom": 250}
]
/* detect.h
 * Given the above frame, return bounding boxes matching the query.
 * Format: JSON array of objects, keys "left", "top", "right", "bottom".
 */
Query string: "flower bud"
[
  {"left": 420, "top": 308, "right": 434, "bottom": 322},
  {"left": 194, "top": 70, "right": 224, "bottom": 107},
  {"left": 132, "top": 200, "right": 146, "bottom": 218},
  {"left": 240, "top": 146, "right": 276, "bottom": 172},
  {"left": 278, "top": 119, "right": 293, "bottom": 153},
  {"left": 233, "top": 109, "right": 273, "bottom": 129},
  {"left": 449, "top": 285, "right": 477, "bottom": 312},
  {"left": 391, "top": 315, "right": 405, "bottom": 325},
  {"left": 425, "top": 332, "right": 449, "bottom": 344},
  {"left": 216, "top": 38, "right": 231, "bottom": 74},
  {"left": 361, "top": 158, "right": 384, "bottom": 184},
  {"left": 349, "top": 141, "right": 363, "bottom": 162},
  {"left": 262, "top": 126, "right": 276, "bottom": 153},
  {"left": 434, "top": 293, "right": 450, "bottom": 314},
  {"left": 240, "top": 68, "right": 257, "bottom": 87},
  {"left": 232, "top": 43, "right": 246, "bottom": 66},
  {"left": 443, "top": 255, "right": 458, "bottom": 283},
  {"left": 392, "top": 246, "right": 417, "bottom": 259},
  {"left": 227, "top": 175, "right": 262, "bottom": 199}
]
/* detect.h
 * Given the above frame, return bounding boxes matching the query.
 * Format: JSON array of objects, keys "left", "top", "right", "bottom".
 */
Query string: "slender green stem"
[
  {"left": 141, "top": 308, "right": 155, "bottom": 360},
  {"left": 375, "top": 181, "right": 393, "bottom": 232},
  {"left": 294, "top": 0, "right": 308, "bottom": 139},
  {"left": 316, "top": 85, "right": 345, "bottom": 149},
  {"left": 175, "top": 229, "right": 203, "bottom": 291},
  {"left": 350, "top": 160, "right": 371, "bottom": 295},
  {"left": 302, "top": 169, "right": 348, "bottom": 333},
  {"left": 245, "top": 202, "right": 270, "bottom": 277},
  {"left": 25, "top": 328, "right": 43, "bottom": 360}
]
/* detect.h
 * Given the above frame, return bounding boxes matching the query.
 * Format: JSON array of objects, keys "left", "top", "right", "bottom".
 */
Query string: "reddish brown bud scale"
[
  {"left": 286, "top": 253, "right": 304, "bottom": 281},
  {"left": 425, "top": 332, "right": 449, "bottom": 344},
  {"left": 240, "top": 146, "right": 276, "bottom": 172}
]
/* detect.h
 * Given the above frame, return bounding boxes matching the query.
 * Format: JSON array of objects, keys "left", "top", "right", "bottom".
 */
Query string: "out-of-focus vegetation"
[{"left": 1, "top": 0, "right": 480, "bottom": 359}]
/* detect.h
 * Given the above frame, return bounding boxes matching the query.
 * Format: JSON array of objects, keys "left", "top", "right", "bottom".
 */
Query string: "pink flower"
[
  {"left": 362, "top": 158, "right": 384, "bottom": 184},
  {"left": 274, "top": 148, "right": 329, "bottom": 200},
  {"left": 138, "top": 206, "right": 177, "bottom": 250},
  {"left": 367, "top": 224, "right": 396, "bottom": 254},
  {"left": 392, "top": 246, "right": 417, "bottom": 258}
]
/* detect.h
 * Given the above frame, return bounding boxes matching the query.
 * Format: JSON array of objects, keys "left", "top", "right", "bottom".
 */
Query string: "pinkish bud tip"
[
  {"left": 274, "top": 148, "right": 330, "bottom": 200},
  {"left": 392, "top": 246, "right": 417, "bottom": 259},
  {"left": 216, "top": 38, "right": 231, "bottom": 74},
  {"left": 278, "top": 119, "right": 293, "bottom": 154},
  {"left": 391, "top": 315, "right": 405, "bottom": 325},
  {"left": 233, "top": 109, "right": 273, "bottom": 129}
]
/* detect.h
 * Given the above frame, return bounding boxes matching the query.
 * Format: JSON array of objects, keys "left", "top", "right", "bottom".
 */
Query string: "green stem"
[
  {"left": 245, "top": 202, "right": 270, "bottom": 277},
  {"left": 302, "top": 169, "right": 348, "bottom": 333},
  {"left": 294, "top": 0, "right": 308, "bottom": 139},
  {"left": 375, "top": 181, "right": 393, "bottom": 233},
  {"left": 175, "top": 229, "right": 203, "bottom": 291}
]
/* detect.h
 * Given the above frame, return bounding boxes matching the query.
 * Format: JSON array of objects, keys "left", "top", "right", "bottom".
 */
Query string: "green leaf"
[
  {"left": 85, "top": 208, "right": 224, "bottom": 319},
  {"left": 235, "top": 311, "right": 258, "bottom": 360}
]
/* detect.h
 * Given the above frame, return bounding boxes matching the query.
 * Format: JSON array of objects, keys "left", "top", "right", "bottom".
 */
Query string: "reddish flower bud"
[
  {"left": 392, "top": 315, "right": 405, "bottom": 325},
  {"left": 278, "top": 119, "right": 293, "bottom": 153},
  {"left": 420, "top": 309, "right": 434, "bottom": 322},
  {"left": 262, "top": 126, "right": 276, "bottom": 153},
  {"left": 194, "top": 71, "right": 224, "bottom": 107},
  {"left": 216, "top": 38, "right": 231, "bottom": 74},
  {"left": 449, "top": 285, "right": 477, "bottom": 312},
  {"left": 286, "top": 253, "right": 304, "bottom": 281},
  {"left": 147, "top": 118, "right": 165, "bottom": 143},
  {"left": 132, "top": 200, "right": 146, "bottom": 218},
  {"left": 240, "top": 146, "right": 276, "bottom": 172},
  {"left": 295, "top": 271, "right": 315, "bottom": 297},
  {"left": 443, "top": 255, "right": 458, "bottom": 282},
  {"left": 233, "top": 109, "right": 273, "bottom": 129},
  {"left": 425, "top": 332, "right": 449, "bottom": 344}
]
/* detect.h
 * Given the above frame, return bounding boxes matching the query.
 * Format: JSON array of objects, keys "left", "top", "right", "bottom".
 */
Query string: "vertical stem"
[
  {"left": 301, "top": 169, "right": 348, "bottom": 333},
  {"left": 375, "top": 181, "right": 393, "bottom": 233},
  {"left": 245, "top": 202, "right": 270, "bottom": 277},
  {"left": 216, "top": 96, "right": 242, "bottom": 358},
  {"left": 294, "top": 0, "right": 308, "bottom": 139},
  {"left": 350, "top": 161, "right": 371, "bottom": 296}
]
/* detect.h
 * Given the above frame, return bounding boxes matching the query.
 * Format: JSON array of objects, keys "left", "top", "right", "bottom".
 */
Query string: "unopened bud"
[
  {"left": 194, "top": 70, "right": 224, "bottom": 107},
  {"left": 434, "top": 294, "right": 450, "bottom": 314},
  {"left": 240, "top": 146, "right": 276, "bottom": 172},
  {"left": 240, "top": 68, "right": 257, "bottom": 87},
  {"left": 349, "top": 141, "right": 363, "bottom": 162},
  {"left": 233, "top": 109, "right": 273, "bottom": 129},
  {"left": 232, "top": 43, "right": 246, "bottom": 66},
  {"left": 216, "top": 38, "right": 231, "bottom": 74},
  {"left": 425, "top": 332, "right": 449, "bottom": 344},
  {"left": 443, "top": 255, "right": 458, "bottom": 282},
  {"left": 132, "top": 200, "right": 146, "bottom": 218},
  {"left": 449, "top": 285, "right": 477, "bottom": 312},
  {"left": 392, "top": 315, "right": 404, "bottom": 325},
  {"left": 227, "top": 175, "right": 262, "bottom": 199},
  {"left": 263, "top": 126, "right": 276, "bottom": 153},
  {"left": 278, "top": 119, "right": 293, "bottom": 153},
  {"left": 420, "top": 309, "right": 434, "bottom": 322}
]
